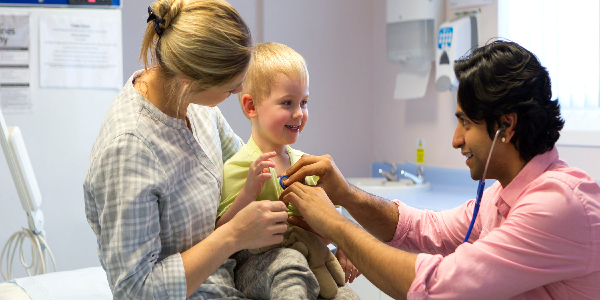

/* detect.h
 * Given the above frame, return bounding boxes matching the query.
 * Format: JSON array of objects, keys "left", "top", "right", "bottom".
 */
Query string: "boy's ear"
[{"left": 241, "top": 94, "right": 258, "bottom": 118}]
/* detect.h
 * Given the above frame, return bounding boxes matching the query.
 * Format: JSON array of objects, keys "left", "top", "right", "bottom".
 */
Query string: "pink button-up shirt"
[{"left": 387, "top": 148, "right": 600, "bottom": 299}]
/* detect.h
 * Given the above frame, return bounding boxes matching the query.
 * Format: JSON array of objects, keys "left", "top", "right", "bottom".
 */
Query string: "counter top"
[{"left": 344, "top": 162, "right": 600, "bottom": 221}]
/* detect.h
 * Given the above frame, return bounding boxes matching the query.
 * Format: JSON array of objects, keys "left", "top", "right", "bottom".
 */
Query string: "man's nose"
[{"left": 452, "top": 127, "right": 463, "bottom": 149}]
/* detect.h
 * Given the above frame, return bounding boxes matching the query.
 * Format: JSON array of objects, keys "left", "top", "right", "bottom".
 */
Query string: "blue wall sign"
[{"left": 438, "top": 27, "right": 453, "bottom": 49}]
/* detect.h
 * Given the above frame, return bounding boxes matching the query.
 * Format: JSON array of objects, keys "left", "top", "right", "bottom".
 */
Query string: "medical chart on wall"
[
  {"left": 0, "top": 13, "right": 31, "bottom": 113},
  {"left": 39, "top": 16, "right": 121, "bottom": 90}
]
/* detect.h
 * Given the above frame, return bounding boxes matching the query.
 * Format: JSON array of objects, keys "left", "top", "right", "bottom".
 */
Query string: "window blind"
[{"left": 498, "top": 0, "right": 600, "bottom": 141}]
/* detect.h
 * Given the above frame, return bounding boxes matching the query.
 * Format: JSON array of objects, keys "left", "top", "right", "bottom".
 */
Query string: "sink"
[{"left": 346, "top": 177, "right": 431, "bottom": 199}]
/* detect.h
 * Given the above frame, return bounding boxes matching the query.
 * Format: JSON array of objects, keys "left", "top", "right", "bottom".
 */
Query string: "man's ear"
[
  {"left": 241, "top": 94, "right": 258, "bottom": 118},
  {"left": 499, "top": 113, "right": 517, "bottom": 143}
]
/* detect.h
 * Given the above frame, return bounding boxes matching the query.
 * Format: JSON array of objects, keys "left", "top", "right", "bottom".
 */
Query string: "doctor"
[{"left": 281, "top": 40, "right": 600, "bottom": 300}]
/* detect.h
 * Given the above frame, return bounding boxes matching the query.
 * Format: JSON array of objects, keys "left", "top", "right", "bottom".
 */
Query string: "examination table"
[{"left": 0, "top": 267, "right": 110, "bottom": 300}]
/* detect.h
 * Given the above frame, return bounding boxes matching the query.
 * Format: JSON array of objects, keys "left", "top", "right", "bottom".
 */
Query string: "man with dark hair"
[
  {"left": 454, "top": 40, "right": 564, "bottom": 162},
  {"left": 280, "top": 40, "right": 600, "bottom": 299}
]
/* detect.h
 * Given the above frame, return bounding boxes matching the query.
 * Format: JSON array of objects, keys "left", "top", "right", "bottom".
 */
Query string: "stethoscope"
[
  {"left": 280, "top": 175, "right": 290, "bottom": 189},
  {"left": 278, "top": 128, "right": 506, "bottom": 244},
  {"left": 462, "top": 124, "right": 506, "bottom": 243}
]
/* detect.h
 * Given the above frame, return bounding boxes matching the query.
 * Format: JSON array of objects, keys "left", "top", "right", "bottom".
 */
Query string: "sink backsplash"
[{"left": 371, "top": 161, "right": 487, "bottom": 189}]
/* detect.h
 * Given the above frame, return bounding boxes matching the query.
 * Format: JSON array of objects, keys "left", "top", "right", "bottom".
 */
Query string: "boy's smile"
[{"left": 252, "top": 73, "right": 309, "bottom": 152}]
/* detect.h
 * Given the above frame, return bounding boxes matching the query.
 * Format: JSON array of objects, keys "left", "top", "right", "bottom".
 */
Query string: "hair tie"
[{"left": 147, "top": 6, "right": 166, "bottom": 36}]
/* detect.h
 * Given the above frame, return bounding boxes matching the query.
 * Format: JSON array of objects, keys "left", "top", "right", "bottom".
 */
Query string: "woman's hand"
[
  {"left": 283, "top": 154, "right": 351, "bottom": 206},
  {"left": 227, "top": 200, "right": 289, "bottom": 251},
  {"left": 243, "top": 152, "right": 277, "bottom": 198},
  {"left": 215, "top": 152, "right": 277, "bottom": 229},
  {"left": 336, "top": 248, "right": 361, "bottom": 283}
]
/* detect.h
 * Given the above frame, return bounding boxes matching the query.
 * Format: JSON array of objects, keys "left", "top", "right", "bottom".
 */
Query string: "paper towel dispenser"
[
  {"left": 435, "top": 15, "right": 479, "bottom": 92},
  {"left": 387, "top": 0, "right": 443, "bottom": 100}
]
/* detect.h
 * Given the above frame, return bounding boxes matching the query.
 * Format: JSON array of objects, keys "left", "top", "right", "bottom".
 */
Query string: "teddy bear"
[{"left": 249, "top": 225, "right": 346, "bottom": 299}]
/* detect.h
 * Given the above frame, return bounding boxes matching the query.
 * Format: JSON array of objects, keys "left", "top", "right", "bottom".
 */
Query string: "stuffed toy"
[{"left": 249, "top": 225, "right": 346, "bottom": 299}]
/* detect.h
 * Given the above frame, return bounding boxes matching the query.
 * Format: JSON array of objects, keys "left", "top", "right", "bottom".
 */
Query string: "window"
[{"left": 498, "top": 0, "right": 600, "bottom": 146}]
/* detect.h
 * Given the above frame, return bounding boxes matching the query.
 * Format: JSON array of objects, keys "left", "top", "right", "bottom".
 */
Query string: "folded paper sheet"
[{"left": 393, "top": 59, "right": 432, "bottom": 100}]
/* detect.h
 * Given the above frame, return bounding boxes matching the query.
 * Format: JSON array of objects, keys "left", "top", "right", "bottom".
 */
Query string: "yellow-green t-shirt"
[{"left": 218, "top": 136, "right": 319, "bottom": 218}]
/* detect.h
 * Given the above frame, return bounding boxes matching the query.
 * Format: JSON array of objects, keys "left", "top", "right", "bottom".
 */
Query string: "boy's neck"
[
  {"left": 250, "top": 123, "right": 287, "bottom": 156},
  {"left": 251, "top": 133, "right": 291, "bottom": 176},
  {"left": 251, "top": 133, "right": 287, "bottom": 155}
]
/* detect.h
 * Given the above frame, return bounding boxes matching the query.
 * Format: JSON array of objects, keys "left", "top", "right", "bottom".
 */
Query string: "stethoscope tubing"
[{"left": 462, "top": 125, "right": 506, "bottom": 243}]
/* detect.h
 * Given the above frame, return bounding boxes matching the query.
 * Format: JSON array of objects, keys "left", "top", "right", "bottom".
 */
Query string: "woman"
[{"left": 83, "top": 0, "right": 293, "bottom": 298}]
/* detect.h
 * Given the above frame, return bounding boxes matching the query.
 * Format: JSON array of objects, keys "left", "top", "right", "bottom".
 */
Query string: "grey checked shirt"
[{"left": 84, "top": 72, "right": 244, "bottom": 299}]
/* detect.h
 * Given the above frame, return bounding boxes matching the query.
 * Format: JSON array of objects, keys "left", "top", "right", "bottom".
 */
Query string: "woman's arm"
[
  {"left": 86, "top": 135, "right": 288, "bottom": 299},
  {"left": 183, "top": 200, "right": 288, "bottom": 297},
  {"left": 87, "top": 135, "right": 186, "bottom": 299}
]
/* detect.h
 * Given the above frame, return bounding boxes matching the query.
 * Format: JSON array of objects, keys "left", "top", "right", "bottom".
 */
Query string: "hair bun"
[{"left": 153, "top": 0, "right": 183, "bottom": 33}]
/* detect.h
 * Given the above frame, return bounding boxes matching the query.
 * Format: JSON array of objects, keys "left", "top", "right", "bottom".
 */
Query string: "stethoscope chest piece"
[{"left": 279, "top": 175, "right": 289, "bottom": 190}]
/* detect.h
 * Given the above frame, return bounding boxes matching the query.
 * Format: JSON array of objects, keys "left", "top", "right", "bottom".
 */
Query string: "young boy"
[{"left": 216, "top": 42, "right": 360, "bottom": 299}]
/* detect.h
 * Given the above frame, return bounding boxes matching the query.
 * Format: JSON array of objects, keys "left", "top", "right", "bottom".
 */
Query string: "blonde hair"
[
  {"left": 238, "top": 42, "right": 308, "bottom": 118},
  {"left": 140, "top": 0, "right": 252, "bottom": 112}
]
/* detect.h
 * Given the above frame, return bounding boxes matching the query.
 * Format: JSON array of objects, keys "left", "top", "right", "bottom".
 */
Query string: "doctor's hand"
[
  {"left": 226, "top": 200, "right": 288, "bottom": 251},
  {"left": 280, "top": 182, "right": 346, "bottom": 242},
  {"left": 283, "top": 154, "right": 351, "bottom": 207},
  {"left": 287, "top": 216, "right": 332, "bottom": 245}
]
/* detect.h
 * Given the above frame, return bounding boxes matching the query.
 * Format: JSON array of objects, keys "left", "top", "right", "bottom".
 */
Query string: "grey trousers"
[{"left": 232, "top": 248, "right": 360, "bottom": 300}]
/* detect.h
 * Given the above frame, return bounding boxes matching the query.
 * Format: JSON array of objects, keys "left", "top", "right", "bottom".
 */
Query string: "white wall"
[
  {"left": 3, "top": 0, "right": 599, "bottom": 282},
  {"left": 0, "top": 0, "right": 375, "bottom": 280},
  {"left": 123, "top": 0, "right": 374, "bottom": 177},
  {"left": 371, "top": 1, "right": 498, "bottom": 170},
  {"left": 0, "top": 7, "right": 121, "bottom": 281},
  {"left": 372, "top": 1, "right": 600, "bottom": 179}
]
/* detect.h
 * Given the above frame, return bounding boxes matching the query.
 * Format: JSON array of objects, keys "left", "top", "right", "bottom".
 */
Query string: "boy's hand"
[
  {"left": 335, "top": 248, "right": 361, "bottom": 283},
  {"left": 242, "top": 152, "right": 277, "bottom": 198}
]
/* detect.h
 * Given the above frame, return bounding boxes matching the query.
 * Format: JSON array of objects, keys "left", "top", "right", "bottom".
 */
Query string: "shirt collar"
[
  {"left": 499, "top": 147, "right": 559, "bottom": 208},
  {"left": 246, "top": 136, "right": 261, "bottom": 155},
  {"left": 128, "top": 70, "right": 187, "bottom": 130},
  {"left": 246, "top": 136, "right": 295, "bottom": 162}
]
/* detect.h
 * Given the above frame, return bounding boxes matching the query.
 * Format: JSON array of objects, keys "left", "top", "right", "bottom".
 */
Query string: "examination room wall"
[
  {"left": 371, "top": 1, "right": 600, "bottom": 180},
  {"left": 0, "top": 0, "right": 376, "bottom": 281},
  {"left": 3, "top": 0, "right": 599, "bottom": 284},
  {"left": 122, "top": 0, "right": 376, "bottom": 178}
]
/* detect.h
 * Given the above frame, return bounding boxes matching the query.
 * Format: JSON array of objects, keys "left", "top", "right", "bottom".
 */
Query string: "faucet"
[
  {"left": 399, "top": 169, "right": 424, "bottom": 185},
  {"left": 378, "top": 161, "right": 424, "bottom": 185},
  {"left": 378, "top": 161, "right": 398, "bottom": 181}
]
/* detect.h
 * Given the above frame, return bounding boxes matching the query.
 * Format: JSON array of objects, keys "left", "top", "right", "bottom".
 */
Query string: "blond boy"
[{"left": 216, "top": 43, "right": 360, "bottom": 299}]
